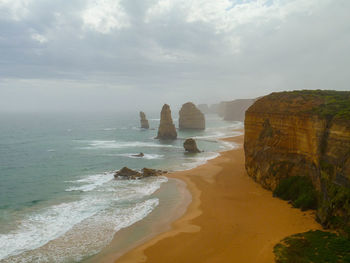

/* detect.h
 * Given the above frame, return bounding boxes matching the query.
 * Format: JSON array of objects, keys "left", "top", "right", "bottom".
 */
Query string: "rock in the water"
[
  {"left": 183, "top": 138, "right": 200, "bottom": 153},
  {"left": 156, "top": 104, "right": 177, "bottom": 140},
  {"left": 114, "top": 167, "right": 166, "bottom": 179},
  {"left": 179, "top": 102, "right": 205, "bottom": 130},
  {"left": 114, "top": 167, "right": 142, "bottom": 179},
  {"left": 132, "top": 152, "right": 144, "bottom": 157},
  {"left": 140, "top": 111, "right": 149, "bottom": 129}
]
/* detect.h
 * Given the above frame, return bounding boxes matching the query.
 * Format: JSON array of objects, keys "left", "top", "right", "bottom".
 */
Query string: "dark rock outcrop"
[
  {"left": 132, "top": 152, "right": 144, "bottom": 157},
  {"left": 179, "top": 102, "right": 205, "bottom": 130},
  {"left": 183, "top": 138, "right": 200, "bottom": 153},
  {"left": 244, "top": 90, "right": 350, "bottom": 231},
  {"left": 114, "top": 167, "right": 166, "bottom": 179},
  {"left": 140, "top": 111, "right": 149, "bottom": 129},
  {"left": 156, "top": 104, "right": 177, "bottom": 139}
]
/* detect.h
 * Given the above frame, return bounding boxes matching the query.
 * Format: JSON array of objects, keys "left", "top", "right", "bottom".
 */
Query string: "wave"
[
  {"left": 111, "top": 153, "right": 164, "bottom": 160},
  {"left": 65, "top": 173, "right": 114, "bottom": 192},
  {"left": 78, "top": 140, "right": 177, "bottom": 150}
]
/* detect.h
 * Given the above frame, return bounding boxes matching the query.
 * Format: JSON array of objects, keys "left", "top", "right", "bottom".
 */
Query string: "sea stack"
[
  {"left": 139, "top": 111, "right": 149, "bottom": 129},
  {"left": 156, "top": 104, "right": 177, "bottom": 140},
  {"left": 183, "top": 138, "right": 200, "bottom": 153},
  {"left": 179, "top": 102, "right": 205, "bottom": 130}
]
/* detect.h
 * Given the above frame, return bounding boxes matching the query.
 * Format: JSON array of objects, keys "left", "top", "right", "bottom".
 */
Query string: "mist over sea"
[{"left": 0, "top": 111, "right": 242, "bottom": 262}]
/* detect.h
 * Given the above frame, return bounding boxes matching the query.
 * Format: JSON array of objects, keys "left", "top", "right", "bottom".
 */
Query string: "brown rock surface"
[
  {"left": 183, "top": 138, "right": 200, "bottom": 153},
  {"left": 114, "top": 167, "right": 165, "bottom": 179},
  {"left": 156, "top": 104, "right": 177, "bottom": 139},
  {"left": 179, "top": 102, "right": 205, "bottom": 130},
  {"left": 244, "top": 90, "right": 350, "bottom": 229},
  {"left": 140, "top": 111, "right": 149, "bottom": 129}
]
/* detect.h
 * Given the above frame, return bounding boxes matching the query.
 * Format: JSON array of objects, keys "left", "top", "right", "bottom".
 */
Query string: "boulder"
[
  {"left": 179, "top": 102, "right": 205, "bottom": 130},
  {"left": 156, "top": 104, "right": 177, "bottom": 139},
  {"left": 114, "top": 167, "right": 167, "bottom": 180},
  {"left": 114, "top": 167, "right": 142, "bottom": 179},
  {"left": 183, "top": 138, "right": 200, "bottom": 153},
  {"left": 140, "top": 111, "right": 149, "bottom": 129}
]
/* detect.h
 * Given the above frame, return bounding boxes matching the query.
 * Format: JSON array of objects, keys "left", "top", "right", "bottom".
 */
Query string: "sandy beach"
[{"left": 100, "top": 134, "right": 321, "bottom": 263}]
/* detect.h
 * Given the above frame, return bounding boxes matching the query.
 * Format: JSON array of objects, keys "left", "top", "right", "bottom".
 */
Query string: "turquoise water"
[{"left": 0, "top": 111, "right": 242, "bottom": 262}]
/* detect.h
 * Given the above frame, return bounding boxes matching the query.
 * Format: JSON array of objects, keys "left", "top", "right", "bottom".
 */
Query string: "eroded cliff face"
[
  {"left": 156, "top": 104, "right": 177, "bottom": 140},
  {"left": 179, "top": 102, "right": 205, "bottom": 130},
  {"left": 244, "top": 91, "right": 350, "bottom": 231}
]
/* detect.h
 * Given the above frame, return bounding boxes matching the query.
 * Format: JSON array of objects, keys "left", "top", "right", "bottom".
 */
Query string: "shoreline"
[{"left": 110, "top": 134, "right": 321, "bottom": 263}]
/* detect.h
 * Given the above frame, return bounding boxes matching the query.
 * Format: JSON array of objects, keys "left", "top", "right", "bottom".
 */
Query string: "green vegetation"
[
  {"left": 270, "top": 90, "right": 350, "bottom": 120},
  {"left": 273, "top": 176, "right": 318, "bottom": 211},
  {"left": 274, "top": 230, "right": 350, "bottom": 263}
]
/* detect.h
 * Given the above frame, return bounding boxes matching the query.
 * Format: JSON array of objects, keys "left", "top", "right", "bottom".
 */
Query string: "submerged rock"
[
  {"left": 183, "top": 138, "right": 201, "bottom": 153},
  {"left": 132, "top": 152, "right": 144, "bottom": 157},
  {"left": 114, "top": 167, "right": 166, "bottom": 180},
  {"left": 179, "top": 102, "right": 205, "bottom": 130},
  {"left": 140, "top": 111, "right": 150, "bottom": 129},
  {"left": 156, "top": 104, "right": 177, "bottom": 140}
]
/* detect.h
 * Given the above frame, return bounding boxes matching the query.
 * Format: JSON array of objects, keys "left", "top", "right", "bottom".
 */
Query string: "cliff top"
[{"left": 248, "top": 90, "right": 350, "bottom": 120}]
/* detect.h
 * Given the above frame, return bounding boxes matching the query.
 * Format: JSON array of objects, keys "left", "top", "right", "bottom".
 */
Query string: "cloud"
[{"left": 0, "top": 0, "right": 349, "bottom": 112}]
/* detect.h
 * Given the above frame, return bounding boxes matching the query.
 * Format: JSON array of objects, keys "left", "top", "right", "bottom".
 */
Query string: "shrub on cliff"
[
  {"left": 273, "top": 176, "right": 318, "bottom": 211},
  {"left": 274, "top": 230, "right": 350, "bottom": 263}
]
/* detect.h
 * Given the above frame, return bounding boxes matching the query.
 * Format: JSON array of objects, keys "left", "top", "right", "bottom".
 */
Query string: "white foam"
[
  {"left": 0, "top": 196, "right": 109, "bottom": 260},
  {"left": 65, "top": 173, "right": 114, "bottom": 192},
  {"left": 79, "top": 140, "right": 176, "bottom": 150},
  {"left": 113, "top": 153, "right": 164, "bottom": 160}
]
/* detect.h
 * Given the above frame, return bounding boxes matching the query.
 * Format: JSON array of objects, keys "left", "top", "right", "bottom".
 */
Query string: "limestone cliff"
[
  {"left": 139, "top": 111, "right": 149, "bottom": 129},
  {"left": 156, "top": 104, "right": 177, "bottom": 140},
  {"left": 179, "top": 102, "right": 205, "bottom": 130},
  {"left": 244, "top": 90, "right": 350, "bottom": 231}
]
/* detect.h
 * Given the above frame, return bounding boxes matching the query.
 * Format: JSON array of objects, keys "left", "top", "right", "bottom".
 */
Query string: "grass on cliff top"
[
  {"left": 274, "top": 230, "right": 350, "bottom": 263},
  {"left": 269, "top": 90, "right": 350, "bottom": 120},
  {"left": 273, "top": 176, "right": 318, "bottom": 211}
]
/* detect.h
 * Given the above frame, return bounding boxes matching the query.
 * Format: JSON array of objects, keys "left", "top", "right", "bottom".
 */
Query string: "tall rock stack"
[
  {"left": 139, "top": 111, "right": 149, "bottom": 129},
  {"left": 156, "top": 104, "right": 177, "bottom": 139},
  {"left": 179, "top": 102, "right": 205, "bottom": 130}
]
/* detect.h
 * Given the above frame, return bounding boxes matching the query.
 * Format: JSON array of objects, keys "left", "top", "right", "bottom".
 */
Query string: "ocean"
[{"left": 0, "top": 111, "right": 242, "bottom": 262}]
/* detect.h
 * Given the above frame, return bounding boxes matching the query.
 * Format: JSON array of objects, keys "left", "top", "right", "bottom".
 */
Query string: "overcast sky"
[{"left": 0, "top": 0, "right": 349, "bottom": 112}]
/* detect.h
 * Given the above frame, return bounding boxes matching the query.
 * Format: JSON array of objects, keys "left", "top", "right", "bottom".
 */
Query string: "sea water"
[{"left": 0, "top": 111, "right": 242, "bottom": 262}]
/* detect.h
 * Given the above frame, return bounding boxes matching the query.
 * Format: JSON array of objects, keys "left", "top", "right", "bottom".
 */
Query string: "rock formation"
[
  {"left": 183, "top": 138, "right": 200, "bottom": 153},
  {"left": 156, "top": 104, "right": 177, "bottom": 139},
  {"left": 244, "top": 90, "right": 350, "bottom": 231},
  {"left": 223, "top": 99, "right": 256, "bottom": 121},
  {"left": 114, "top": 167, "right": 166, "bottom": 179},
  {"left": 140, "top": 111, "right": 149, "bottom": 129},
  {"left": 179, "top": 102, "right": 205, "bottom": 130}
]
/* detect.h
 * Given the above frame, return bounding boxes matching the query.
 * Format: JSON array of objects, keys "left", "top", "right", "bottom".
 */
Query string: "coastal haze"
[{"left": 1, "top": 0, "right": 350, "bottom": 112}]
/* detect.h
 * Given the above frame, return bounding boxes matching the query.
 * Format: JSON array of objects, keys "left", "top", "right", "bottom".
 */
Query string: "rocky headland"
[
  {"left": 140, "top": 111, "right": 149, "bottom": 129},
  {"left": 244, "top": 90, "right": 350, "bottom": 233},
  {"left": 179, "top": 102, "right": 205, "bottom": 130},
  {"left": 156, "top": 104, "right": 177, "bottom": 140}
]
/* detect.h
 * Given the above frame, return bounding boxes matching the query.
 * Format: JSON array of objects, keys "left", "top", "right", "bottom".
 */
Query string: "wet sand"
[{"left": 108, "top": 134, "right": 321, "bottom": 263}]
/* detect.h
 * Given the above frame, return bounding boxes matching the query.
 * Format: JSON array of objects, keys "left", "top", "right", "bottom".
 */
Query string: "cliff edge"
[{"left": 244, "top": 90, "right": 350, "bottom": 231}]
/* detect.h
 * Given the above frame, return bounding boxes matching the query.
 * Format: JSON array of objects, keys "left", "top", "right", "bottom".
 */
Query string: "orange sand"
[{"left": 111, "top": 135, "right": 321, "bottom": 263}]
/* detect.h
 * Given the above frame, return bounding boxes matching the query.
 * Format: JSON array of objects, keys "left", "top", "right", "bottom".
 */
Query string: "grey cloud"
[{"left": 0, "top": 0, "right": 349, "bottom": 112}]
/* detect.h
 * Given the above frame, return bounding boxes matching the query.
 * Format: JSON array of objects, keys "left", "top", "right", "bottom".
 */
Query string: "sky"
[{"left": 0, "top": 0, "right": 349, "bottom": 112}]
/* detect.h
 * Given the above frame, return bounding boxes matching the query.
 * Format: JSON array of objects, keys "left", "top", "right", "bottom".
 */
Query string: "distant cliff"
[
  {"left": 244, "top": 90, "right": 350, "bottom": 232},
  {"left": 179, "top": 102, "right": 205, "bottom": 130},
  {"left": 223, "top": 99, "right": 256, "bottom": 121}
]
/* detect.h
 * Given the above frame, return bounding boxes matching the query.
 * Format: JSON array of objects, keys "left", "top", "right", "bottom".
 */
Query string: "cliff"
[
  {"left": 223, "top": 99, "right": 255, "bottom": 121},
  {"left": 139, "top": 111, "right": 149, "bottom": 129},
  {"left": 156, "top": 104, "right": 177, "bottom": 140},
  {"left": 244, "top": 90, "right": 350, "bottom": 232},
  {"left": 179, "top": 102, "right": 205, "bottom": 130}
]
